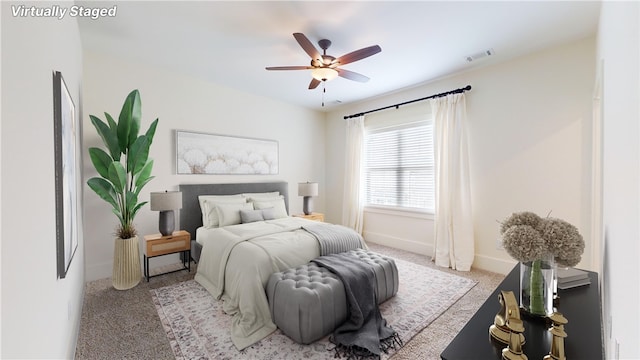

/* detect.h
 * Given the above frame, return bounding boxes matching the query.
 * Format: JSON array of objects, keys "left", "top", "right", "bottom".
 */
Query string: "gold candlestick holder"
[
  {"left": 544, "top": 312, "right": 568, "bottom": 360},
  {"left": 502, "top": 316, "right": 528, "bottom": 360},
  {"left": 490, "top": 290, "right": 526, "bottom": 345}
]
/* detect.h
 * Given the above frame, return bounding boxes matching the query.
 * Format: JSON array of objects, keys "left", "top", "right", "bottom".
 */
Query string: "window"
[{"left": 364, "top": 120, "right": 434, "bottom": 212}]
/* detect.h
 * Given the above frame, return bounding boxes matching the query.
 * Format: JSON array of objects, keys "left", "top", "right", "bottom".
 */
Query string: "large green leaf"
[
  {"left": 131, "top": 200, "right": 148, "bottom": 220},
  {"left": 125, "top": 190, "right": 138, "bottom": 216},
  {"left": 104, "top": 112, "right": 118, "bottom": 133},
  {"left": 88, "top": 147, "right": 113, "bottom": 179},
  {"left": 90, "top": 115, "right": 120, "bottom": 161},
  {"left": 87, "top": 177, "right": 118, "bottom": 210},
  {"left": 128, "top": 135, "right": 150, "bottom": 175},
  {"left": 134, "top": 159, "right": 154, "bottom": 190},
  {"left": 134, "top": 176, "right": 155, "bottom": 197},
  {"left": 145, "top": 118, "right": 159, "bottom": 144},
  {"left": 117, "top": 90, "right": 141, "bottom": 151},
  {"left": 108, "top": 162, "right": 127, "bottom": 194}
]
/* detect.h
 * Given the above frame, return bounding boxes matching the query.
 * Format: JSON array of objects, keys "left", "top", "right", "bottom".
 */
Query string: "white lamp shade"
[
  {"left": 298, "top": 182, "right": 318, "bottom": 197},
  {"left": 150, "top": 191, "right": 182, "bottom": 211}
]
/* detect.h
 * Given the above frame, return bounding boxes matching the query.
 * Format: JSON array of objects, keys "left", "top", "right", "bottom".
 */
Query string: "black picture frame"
[{"left": 53, "top": 71, "right": 78, "bottom": 279}]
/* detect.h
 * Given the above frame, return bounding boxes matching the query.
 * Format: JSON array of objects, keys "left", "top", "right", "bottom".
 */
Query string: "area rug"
[{"left": 151, "top": 258, "right": 476, "bottom": 360}]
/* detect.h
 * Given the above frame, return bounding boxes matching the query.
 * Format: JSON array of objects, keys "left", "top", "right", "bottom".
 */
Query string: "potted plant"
[{"left": 87, "top": 89, "right": 158, "bottom": 290}]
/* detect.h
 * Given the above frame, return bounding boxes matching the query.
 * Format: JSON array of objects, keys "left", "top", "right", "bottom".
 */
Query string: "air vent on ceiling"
[{"left": 465, "top": 48, "right": 495, "bottom": 63}]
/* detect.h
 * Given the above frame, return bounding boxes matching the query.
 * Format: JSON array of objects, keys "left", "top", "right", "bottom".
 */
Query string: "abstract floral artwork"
[{"left": 176, "top": 131, "right": 278, "bottom": 175}]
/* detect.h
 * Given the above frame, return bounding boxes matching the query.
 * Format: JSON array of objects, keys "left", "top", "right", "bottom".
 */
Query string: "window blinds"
[{"left": 365, "top": 119, "right": 435, "bottom": 212}]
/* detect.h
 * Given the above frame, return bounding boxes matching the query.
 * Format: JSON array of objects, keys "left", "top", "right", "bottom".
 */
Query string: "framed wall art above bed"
[{"left": 176, "top": 130, "right": 278, "bottom": 175}]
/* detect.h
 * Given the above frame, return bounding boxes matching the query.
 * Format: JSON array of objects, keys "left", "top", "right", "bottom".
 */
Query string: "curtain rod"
[{"left": 343, "top": 85, "right": 472, "bottom": 120}]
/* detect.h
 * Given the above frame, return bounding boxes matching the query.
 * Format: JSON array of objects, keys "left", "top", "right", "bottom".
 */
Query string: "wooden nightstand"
[
  {"left": 293, "top": 212, "right": 324, "bottom": 222},
  {"left": 143, "top": 230, "right": 191, "bottom": 282}
]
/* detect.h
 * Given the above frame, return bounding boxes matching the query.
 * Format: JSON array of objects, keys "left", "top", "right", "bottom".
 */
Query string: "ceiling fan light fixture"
[{"left": 311, "top": 67, "right": 338, "bottom": 81}]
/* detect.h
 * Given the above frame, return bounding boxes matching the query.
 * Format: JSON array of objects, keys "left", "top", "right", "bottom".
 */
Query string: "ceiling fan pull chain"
[{"left": 322, "top": 82, "right": 326, "bottom": 107}]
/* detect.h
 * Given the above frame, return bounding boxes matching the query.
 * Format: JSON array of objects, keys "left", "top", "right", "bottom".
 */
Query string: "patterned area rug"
[{"left": 151, "top": 258, "right": 476, "bottom": 360}]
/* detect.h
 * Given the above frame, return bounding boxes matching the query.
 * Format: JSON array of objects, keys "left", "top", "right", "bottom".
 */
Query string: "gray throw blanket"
[
  {"left": 312, "top": 252, "right": 401, "bottom": 359},
  {"left": 302, "top": 223, "right": 366, "bottom": 255}
]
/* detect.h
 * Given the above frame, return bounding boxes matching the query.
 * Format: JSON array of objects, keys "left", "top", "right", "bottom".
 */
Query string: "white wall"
[
  {"left": 598, "top": 2, "right": 640, "bottom": 358},
  {"left": 82, "top": 51, "right": 326, "bottom": 281},
  {"left": 326, "top": 37, "right": 595, "bottom": 275},
  {"left": 1, "top": 2, "right": 85, "bottom": 358}
]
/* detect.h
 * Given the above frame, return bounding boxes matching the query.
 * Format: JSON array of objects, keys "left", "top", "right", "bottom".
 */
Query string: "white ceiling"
[{"left": 77, "top": 1, "right": 600, "bottom": 111}]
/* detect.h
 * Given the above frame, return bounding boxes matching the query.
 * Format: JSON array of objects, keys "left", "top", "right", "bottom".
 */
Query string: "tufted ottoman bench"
[{"left": 266, "top": 249, "right": 399, "bottom": 344}]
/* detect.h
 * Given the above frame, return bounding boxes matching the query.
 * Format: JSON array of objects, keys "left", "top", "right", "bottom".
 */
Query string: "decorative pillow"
[
  {"left": 242, "top": 192, "right": 280, "bottom": 200},
  {"left": 260, "top": 207, "right": 276, "bottom": 220},
  {"left": 216, "top": 202, "right": 254, "bottom": 227},
  {"left": 252, "top": 198, "right": 288, "bottom": 219},
  {"left": 246, "top": 195, "right": 283, "bottom": 206},
  {"left": 240, "top": 209, "right": 265, "bottom": 224},
  {"left": 199, "top": 195, "right": 246, "bottom": 228}
]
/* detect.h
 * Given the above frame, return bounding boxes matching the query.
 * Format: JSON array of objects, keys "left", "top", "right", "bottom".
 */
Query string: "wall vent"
[{"left": 465, "top": 48, "right": 495, "bottom": 62}]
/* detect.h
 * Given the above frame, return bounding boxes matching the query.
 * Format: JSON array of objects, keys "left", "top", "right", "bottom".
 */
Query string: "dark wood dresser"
[{"left": 440, "top": 265, "right": 603, "bottom": 360}]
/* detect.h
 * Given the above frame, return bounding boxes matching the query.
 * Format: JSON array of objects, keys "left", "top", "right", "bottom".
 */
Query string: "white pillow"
[
  {"left": 242, "top": 192, "right": 281, "bottom": 201},
  {"left": 198, "top": 195, "right": 246, "bottom": 228},
  {"left": 252, "top": 198, "right": 288, "bottom": 219},
  {"left": 246, "top": 195, "right": 283, "bottom": 206},
  {"left": 216, "top": 202, "right": 254, "bottom": 227}
]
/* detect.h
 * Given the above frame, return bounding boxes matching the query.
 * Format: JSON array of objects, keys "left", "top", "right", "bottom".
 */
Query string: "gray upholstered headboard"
[{"left": 178, "top": 182, "right": 289, "bottom": 239}]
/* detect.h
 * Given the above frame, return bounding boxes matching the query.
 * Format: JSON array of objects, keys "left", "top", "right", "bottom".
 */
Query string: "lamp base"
[
  {"left": 159, "top": 210, "right": 175, "bottom": 236},
  {"left": 303, "top": 196, "right": 313, "bottom": 215}
]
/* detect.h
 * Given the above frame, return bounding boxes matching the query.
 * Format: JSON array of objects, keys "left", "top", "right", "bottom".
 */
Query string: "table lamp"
[
  {"left": 150, "top": 191, "right": 182, "bottom": 236},
  {"left": 298, "top": 182, "right": 318, "bottom": 215}
]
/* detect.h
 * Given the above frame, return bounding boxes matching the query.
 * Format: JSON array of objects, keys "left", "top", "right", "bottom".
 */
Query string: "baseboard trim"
[
  {"left": 473, "top": 254, "right": 517, "bottom": 275},
  {"left": 363, "top": 231, "right": 432, "bottom": 257},
  {"left": 363, "top": 232, "right": 516, "bottom": 275},
  {"left": 86, "top": 254, "right": 182, "bottom": 282}
]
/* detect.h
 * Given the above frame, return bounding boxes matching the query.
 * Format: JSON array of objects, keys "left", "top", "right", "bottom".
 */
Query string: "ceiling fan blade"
[
  {"left": 334, "top": 45, "right": 382, "bottom": 66},
  {"left": 293, "top": 33, "right": 322, "bottom": 62},
  {"left": 308, "top": 78, "right": 321, "bottom": 90},
  {"left": 265, "top": 66, "right": 314, "bottom": 71},
  {"left": 337, "top": 68, "right": 370, "bottom": 82}
]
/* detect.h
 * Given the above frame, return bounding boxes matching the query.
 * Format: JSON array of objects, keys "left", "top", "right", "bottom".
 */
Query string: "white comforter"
[{"left": 194, "top": 217, "right": 322, "bottom": 350}]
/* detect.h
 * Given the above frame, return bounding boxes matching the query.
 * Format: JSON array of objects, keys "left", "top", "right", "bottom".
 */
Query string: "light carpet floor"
[
  {"left": 151, "top": 257, "right": 476, "bottom": 359},
  {"left": 75, "top": 243, "right": 504, "bottom": 359}
]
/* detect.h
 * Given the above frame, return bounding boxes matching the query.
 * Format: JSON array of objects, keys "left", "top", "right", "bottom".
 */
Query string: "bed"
[
  {"left": 178, "top": 182, "right": 366, "bottom": 350},
  {"left": 180, "top": 181, "right": 292, "bottom": 262}
]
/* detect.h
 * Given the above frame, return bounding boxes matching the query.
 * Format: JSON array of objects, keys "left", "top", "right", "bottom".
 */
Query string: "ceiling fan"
[{"left": 266, "top": 32, "right": 382, "bottom": 90}]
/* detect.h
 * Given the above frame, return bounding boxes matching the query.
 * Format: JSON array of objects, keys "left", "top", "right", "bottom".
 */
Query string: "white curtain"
[
  {"left": 342, "top": 116, "right": 365, "bottom": 234},
  {"left": 430, "top": 93, "right": 474, "bottom": 271}
]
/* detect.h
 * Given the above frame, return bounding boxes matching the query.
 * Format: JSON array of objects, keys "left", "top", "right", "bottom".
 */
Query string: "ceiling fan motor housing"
[
  {"left": 317, "top": 39, "right": 334, "bottom": 65},
  {"left": 318, "top": 39, "right": 332, "bottom": 51}
]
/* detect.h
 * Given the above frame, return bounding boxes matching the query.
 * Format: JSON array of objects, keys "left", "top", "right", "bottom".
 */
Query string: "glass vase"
[{"left": 519, "top": 254, "right": 556, "bottom": 317}]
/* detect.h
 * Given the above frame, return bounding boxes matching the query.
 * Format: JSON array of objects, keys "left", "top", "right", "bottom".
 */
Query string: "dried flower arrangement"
[
  {"left": 500, "top": 211, "right": 585, "bottom": 316},
  {"left": 500, "top": 211, "right": 585, "bottom": 267}
]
